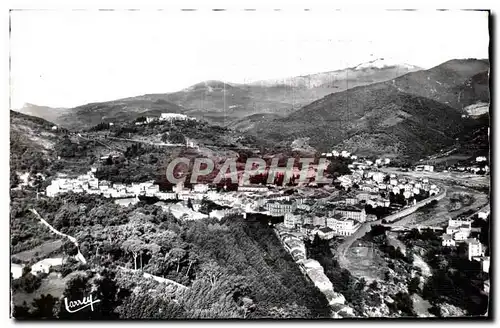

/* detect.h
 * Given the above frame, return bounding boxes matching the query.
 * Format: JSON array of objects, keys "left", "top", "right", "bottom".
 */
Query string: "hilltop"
[
  {"left": 390, "top": 59, "right": 489, "bottom": 110},
  {"left": 16, "top": 60, "right": 421, "bottom": 130},
  {"left": 249, "top": 59, "right": 489, "bottom": 160}
]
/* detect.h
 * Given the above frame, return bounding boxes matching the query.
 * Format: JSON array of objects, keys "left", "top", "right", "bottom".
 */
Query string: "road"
[
  {"left": 30, "top": 209, "right": 87, "bottom": 264},
  {"left": 380, "top": 168, "right": 490, "bottom": 189},
  {"left": 335, "top": 184, "right": 447, "bottom": 269},
  {"left": 336, "top": 167, "right": 489, "bottom": 269}
]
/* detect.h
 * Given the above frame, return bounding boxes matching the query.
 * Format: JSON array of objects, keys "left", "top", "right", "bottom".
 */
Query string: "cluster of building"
[
  {"left": 274, "top": 228, "right": 353, "bottom": 315},
  {"left": 134, "top": 113, "right": 194, "bottom": 125},
  {"left": 441, "top": 217, "right": 490, "bottom": 273},
  {"left": 449, "top": 164, "right": 490, "bottom": 174},
  {"left": 46, "top": 170, "right": 211, "bottom": 202},
  {"left": 414, "top": 164, "right": 434, "bottom": 172}
]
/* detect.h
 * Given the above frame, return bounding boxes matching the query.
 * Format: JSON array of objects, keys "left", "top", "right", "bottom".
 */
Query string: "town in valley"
[{"left": 9, "top": 9, "right": 491, "bottom": 320}]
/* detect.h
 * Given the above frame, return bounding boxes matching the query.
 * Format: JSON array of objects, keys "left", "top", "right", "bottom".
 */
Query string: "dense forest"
[{"left": 11, "top": 191, "right": 332, "bottom": 319}]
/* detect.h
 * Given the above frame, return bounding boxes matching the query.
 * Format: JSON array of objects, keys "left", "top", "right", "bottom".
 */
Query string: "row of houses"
[
  {"left": 135, "top": 113, "right": 194, "bottom": 125},
  {"left": 441, "top": 217, "right": 490, "bottom": 273},
  {"left": 274, "top": 228, "right": 350, "bottom": 311},
  {"left": 283, "top": 210, "right": 362, "bottom": 237},
  {"left": 46, "top": 172, "right": 223, "bottom": 203}
]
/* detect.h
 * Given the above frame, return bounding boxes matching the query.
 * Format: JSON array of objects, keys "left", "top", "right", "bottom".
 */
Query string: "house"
[
  {"left": 301, "top": 224, "right": 315, "bottom": 234},
  {"left": 372, "top": 172, "right": 385, "bottom": 183},
  {"left": 266, "top": 200, "right": 297, "bottom": 216},
  {"left": 330, "top": 206, "right": 366, "bottom": 223},
  {"left": 356, "top": 192, "right": 372, "bottom": 202},
  {"left": 51, "top": 125, "right": 58, "bottom": 130},
  {"left": 114, "top": 197, "right": 139, "bottom": 207},
  {"left": 424, "top": 165, "right": 434, "bottom": 172},
  {"left": 446, "top": 219, "right": 472, "bottom": 242},
  {"left": 476, "top": 156, "right": 487, "bottom": 162},
  {"left": 145, "top": 185, "right": 160, "bottom": 196},
  {"left": 193, "top": 184, "right": 209, "bottom": 193},
  {"left": 484, "top": 280, "right": 490, "bottom": 294},
  {"left": 31, "top": 258, "right": 64, "bottom": 276},
  {"left": 146, "top": 116, "right": 156, "bottom": 123},
  {"left": 478, "top": 208, "right": 490, "bottom": 220},
  {"left": 313, "top": 216, "right": 326, "bottom": 227},
  {"left": 467, "top": 238, "right": 483, "bottom": 261},
  {"left": 291, "top": 249, "right": 306, "bottom": 261},
  {"left": 284, "top": 212, "right": 302, "bottom": 229},
  {"left": 283, "top": 238, "right": 306, "bottom": 256},
  {"left": 317, "top": 227, "right": 335, "bottom": 240},
  {"left": 238, "top": 185, "right": 268, "bottom": 193},
  {"left": 159, "top": 113, "right": 190, "bottom": 121},
  {"left": 298, "top": 259, "right": 335, "bottom": 292},
  {"left": 481, "top": 257, "right": 490, "bottom": 273},
  {"left": 345, "top": 197, "right": 359, "bottom": 205},
  {"left": 334, "top": 217, "right": 360, "bottom": 236},
  {"left": 88, "top": 178, "right": 99, "bottom": 189},
  {"left": 441, "top": 234, "right": 456, "bottom": 247},
  {"left": 46, "top": 183, "right": 61, "bottom": 197}
]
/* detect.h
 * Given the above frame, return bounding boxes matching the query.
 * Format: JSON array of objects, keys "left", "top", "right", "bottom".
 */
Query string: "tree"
[
  {"left": 169, "top": 247, "right": 187, "bottom": 273},
  {"left": 186, "top": 251, "right": 198, "bottom": 277},
  {"left": 122, "top": 238, "right": 145, "bottom": 270},
  {"left": 199, "top": 260, "right": 223, "bottom": 287},
  {"left": 31, "top": 294, "right": 57, "bottom": 319},
  {"left": 408, "top": 277, "right": 421, "bottom": 294}
]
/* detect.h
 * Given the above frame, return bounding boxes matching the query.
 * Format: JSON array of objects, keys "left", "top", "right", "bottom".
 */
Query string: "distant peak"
[
  {"left": 353, "top": 57, "right": 419, "bottom": 70},
  {"left": 186, "top": 80, "right": 233, "bottom": 91}
]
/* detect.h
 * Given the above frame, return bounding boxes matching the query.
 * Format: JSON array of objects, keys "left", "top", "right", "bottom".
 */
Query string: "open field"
[
  {"left": 12, "top": 271, "right": 77, "bottom": 306},
  {"left": 340, "top": 242, "right": 387, "bottom": 282},
  {"left": 12, "top": 240, "right": 63, "bottom": 263}
]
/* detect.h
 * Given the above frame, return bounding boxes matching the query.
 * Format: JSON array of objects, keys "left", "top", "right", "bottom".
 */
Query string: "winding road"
[{"left": 29, "top": 209, "right": 87, "bottom": 264}]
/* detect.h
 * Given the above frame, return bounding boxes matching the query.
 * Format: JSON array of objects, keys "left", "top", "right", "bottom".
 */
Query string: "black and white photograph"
[{"left": 8, "top": 6, "right": 492, "bottom": 320}]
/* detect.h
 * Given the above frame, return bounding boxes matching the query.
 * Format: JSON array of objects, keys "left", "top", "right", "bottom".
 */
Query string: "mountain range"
[
  {"left": 15, "top": 58, "right": 422, "bottom": 129},
  {"left": 13, "top": 58, "right": 489, "bottom": 160},
  {"left": 249, "top": 59, "right": 489, "bottom": 159}
]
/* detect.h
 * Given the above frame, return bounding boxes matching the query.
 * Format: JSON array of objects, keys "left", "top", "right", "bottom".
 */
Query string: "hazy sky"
[{"left": 10, "top": 10, "right": 489, "bottom": 109}]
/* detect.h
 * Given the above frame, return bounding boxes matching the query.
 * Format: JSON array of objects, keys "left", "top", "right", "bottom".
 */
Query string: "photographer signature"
[{"left": 64, "top": 295, "right": 101, "bottom": 313}]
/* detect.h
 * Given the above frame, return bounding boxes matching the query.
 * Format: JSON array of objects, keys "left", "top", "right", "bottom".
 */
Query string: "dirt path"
[{"left": 29, "top": 209, "right": 87, "bottom": 264}]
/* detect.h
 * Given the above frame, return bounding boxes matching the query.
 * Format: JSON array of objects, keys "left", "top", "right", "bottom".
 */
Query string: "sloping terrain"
[
  {"left": 10, "top": 111, "right": 61, "bottom": 173},
  {"left": 250, "top": 82, "right": 466, "bottom": 158},
  {"left": 29, "top": 60, "right": 421, "bottom": 130},
  {"left": 249, "top": 59, "right": 489, "bottom": 159},
  {"left": 56, "top": 98, "right": 186, "bottom": 130},
  {"left": 15, "top": 103, "right": 71, "bottom": 125},
  {"left": 391, "top": 59, "right": 489, "bottom": 110}
]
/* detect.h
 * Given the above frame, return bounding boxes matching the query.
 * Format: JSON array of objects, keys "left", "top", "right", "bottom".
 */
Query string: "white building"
[
  {"left": 192, "top": 184, "right": 209, "bottom": 193},
  {"left": 481, "top": 257, "right": 490, "bottom": 273},
  {"left": 467, "top": 238, "right": 483, "bottom": 261},
  {"left": 372, "top": 172, "right": 385, "bottom": 183},
  {"left": 317, "top": 227, "right": 335, "bottom": 240},
  {"left": 159, "top": 113, "right": 190, "bottom": 121},
  {"left": 476, "top": 156, "right": 487, "bottom": 162},
  {"left": 283, "top": 213, "right": 302, "bottom": 229},
  {"left": 478, "top": 208, "right": 490, "bottom": 219},
  {"left": 238, "top": 185, "right": 268, "bottom": 193},
  {"left": 31, "top": 258, "right": 64, "bottom": 276},
  {"left": 441, "top": 234, "right": 456, "bottom": 247}
]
